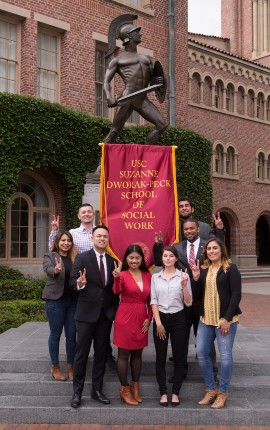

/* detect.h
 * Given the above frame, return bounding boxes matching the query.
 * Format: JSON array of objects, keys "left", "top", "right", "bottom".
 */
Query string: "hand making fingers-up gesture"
[
  {"left": 154, "top": 231, "right": 163, "bottom": 245},
  {"left": 77, "top": 268, "right": 87, "bottom": 290},
  {"left": 191, "top": 259, "right": 200, "bottom": 281},
  {"left": 51, "top": 215, "right": 60, "bottom": 231},
  {"left": 212, "top": 211, "right": 224, "bottom": 230},
  {"left": 112, "top": 261, "right": 122, "bottom": 278},
  {"left": 54, "top": 256, "right": 62, "bottom": 275}
]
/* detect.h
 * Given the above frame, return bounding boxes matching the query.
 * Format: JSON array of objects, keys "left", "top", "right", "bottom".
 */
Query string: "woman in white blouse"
[{"left": 151, "top": 246, "right": 192, "bottom": 407}]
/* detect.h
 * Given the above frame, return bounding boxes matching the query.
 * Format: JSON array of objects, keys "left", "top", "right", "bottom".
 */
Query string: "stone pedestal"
[{"left": 83, "top": 170, "right": 101, "bottom": 224}]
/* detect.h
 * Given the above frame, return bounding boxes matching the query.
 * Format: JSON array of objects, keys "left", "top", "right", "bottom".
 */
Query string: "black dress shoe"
[
  {"left": 71, "top": 393, "right": 81, "bottom": 408},
  {"left": 106, "top": 355, "right": 117, "bottom": 370},
  {"left": 91, "top": 390, "right": 110, "bottom": 404}
]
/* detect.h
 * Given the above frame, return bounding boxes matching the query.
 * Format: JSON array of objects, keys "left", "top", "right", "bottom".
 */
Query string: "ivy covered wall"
[{"left": 0, "top": 93, "right": 213, "bottom": 228}]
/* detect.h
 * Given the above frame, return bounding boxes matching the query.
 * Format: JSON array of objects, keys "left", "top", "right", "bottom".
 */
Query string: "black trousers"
[
  {"left": 184, "top": 304, "right": 217, "bottom": 376},
  {"left": 153, "top": 310, "right": 186, "bottom": 396},
  {"left": 73, "top": 309, "right": 112, "bottom": 395}
]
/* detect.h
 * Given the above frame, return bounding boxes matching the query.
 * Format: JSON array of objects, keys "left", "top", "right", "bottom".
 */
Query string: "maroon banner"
[{"left": 100, "top": 143, "right": 179, "bottom": 268}]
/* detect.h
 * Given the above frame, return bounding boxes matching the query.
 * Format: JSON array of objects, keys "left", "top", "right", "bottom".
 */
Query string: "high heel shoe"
[
  {"left": 211, "top": 392, "right": 228, "bottom": 409},
  {"left": 130, "top": 380, "right": 142, "bottom": 403},
  {"left": 198, "top": 388, "right": 218, "bottom": 405},
  {"left": 119, "top": 385, "right": 139, "bottom": 405},
  {"left": 159, "top": 394, "right": 168, "bottom": 407},
  {"left": 171, "top": 394, "right": 180, "bottom": 406}
]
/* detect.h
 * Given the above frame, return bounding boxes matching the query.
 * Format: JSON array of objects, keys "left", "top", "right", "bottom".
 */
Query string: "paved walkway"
[{"left": 0, "top": 280, "right": 269, "bottom": 429}]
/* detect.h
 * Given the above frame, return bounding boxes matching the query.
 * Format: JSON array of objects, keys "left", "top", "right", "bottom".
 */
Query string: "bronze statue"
[{"left": 104, "top": 14, "right": 167, "bottom": 144}]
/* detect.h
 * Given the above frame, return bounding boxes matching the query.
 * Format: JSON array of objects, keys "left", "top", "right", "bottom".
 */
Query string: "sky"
[{"left": 188, "top": 0, "right": 221, "bottom": 36}]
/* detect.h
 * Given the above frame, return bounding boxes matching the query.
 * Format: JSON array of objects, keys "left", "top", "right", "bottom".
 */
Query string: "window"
[
  {"left": 0, "top": 172, "right": 53, "bottom": 261},
  {"left": 37, "top": 30, "right": 59, "bottom": 102},
  {"left": 237, "top": 86, "right": 245, "bottom": 115},
  {"left": 266, "top": 96, "right": 270, "bottom": 122},
  {"left": 247, "top": 89, "right": 255, "bottom": 117},
  {"left": 0, "top": 19, "right": 18, "bottom": 93},
  {"left": 95, "top": 47, "right": 109, "bottom": 118},
  {"left": 257, "top": 152, "right": 265, "bottom": 180},
  {"left": 267, "top": 155, "right": 270, "bottom": 180},
  {"left": 215, "top": 81, "right": 223, "bottom": 109},
  {"left": 226, "top": 147, "right": 234, "bottom": 175},
  {"left": 215, "top": 144, "right": 224, "bottom": 174},
  {"left": 257, "top": 93, "right": 264, "bottom": 120},
  {"left": 226, "top": 84, "right": 234, "bottom": 112},
  {"left": 191, "top": 72, "right": 200, "bottom": 104}
]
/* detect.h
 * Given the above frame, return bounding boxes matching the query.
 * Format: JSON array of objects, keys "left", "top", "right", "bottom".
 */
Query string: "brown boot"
[
  {"left": 66, "top": 364, "right": 73, "bottom": 381},
  {"left": 119, "top": 385, "right": 139, "bottom": 405},
  {"left": 51, "top": 364, "right": 66, "bottom": 381},
  {"left": 130, "top": 381, "right": 142, "bottom": 403},
  {"left": 198, "top": 388, "right": 219, "bottom": 405},
  {"left": 211, "top": 392, "right": 228, "bottom": 409}
]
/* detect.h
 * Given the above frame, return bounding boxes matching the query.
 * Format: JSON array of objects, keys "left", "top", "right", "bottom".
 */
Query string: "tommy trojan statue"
[{"left": 104, "top": 14, "right": 167, "bottom": 145}]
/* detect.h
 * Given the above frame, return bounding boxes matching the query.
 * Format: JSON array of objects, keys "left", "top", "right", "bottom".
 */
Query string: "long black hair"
[{"left": 121, "top": 244, "right": 149, "bottom": 272}]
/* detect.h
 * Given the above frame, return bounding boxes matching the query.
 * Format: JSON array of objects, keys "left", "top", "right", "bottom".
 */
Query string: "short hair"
[
  {"left": 183, "top": 217, "right": 199, "bottom": 228},
  {"left": 162, "top": 246, "right": 180, "bottom": 269},
  {"left": 78, "top": 203, "right": 94, "bottom": 212},
  {"left": 121, "top": 244, "right": 149, "bottom": 272},
  {"left": 178, "top": 196, "right": 194, "bottom": 208},
  {"left": 92, "top": 224, "right": 109, "bottom": 234}
]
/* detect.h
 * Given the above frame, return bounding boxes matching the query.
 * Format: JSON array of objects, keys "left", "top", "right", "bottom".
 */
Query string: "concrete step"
[
  {"left": 1, "top": 373, "right": 270, "bottom": 399},
  {"left": 240, "top": 267, "right": 270, "bottom": 279},
  {"left": 0, "top": 394, "right": 269, "bottom": 426}
]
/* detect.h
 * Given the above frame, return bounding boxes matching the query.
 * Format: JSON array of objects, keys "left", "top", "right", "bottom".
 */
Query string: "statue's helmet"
[{"left": 118, "top": 23, "right": 141, "bottom": 45}]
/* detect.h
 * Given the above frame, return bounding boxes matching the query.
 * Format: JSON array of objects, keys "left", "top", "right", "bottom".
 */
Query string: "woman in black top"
[{"left": 43, "top": 231, "right": 77, "bottom": 381}]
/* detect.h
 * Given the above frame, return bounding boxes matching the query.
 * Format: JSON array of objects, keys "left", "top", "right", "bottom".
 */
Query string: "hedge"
[
  {"left": 0, "top": 300, "right": 46, "bottom": 334},
  {"left": 0, "top": 93, "right": 213, "bottom": 229}
]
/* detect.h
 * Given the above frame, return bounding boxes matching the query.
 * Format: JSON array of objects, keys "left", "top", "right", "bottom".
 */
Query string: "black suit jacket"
[{"left": 70, "top": 249, "right": 119, "bottom": 323}]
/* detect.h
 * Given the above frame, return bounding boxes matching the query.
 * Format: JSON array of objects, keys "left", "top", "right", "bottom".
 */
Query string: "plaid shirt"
[{"left": 48, "top": 224, "right": 94, "bottom": 254}]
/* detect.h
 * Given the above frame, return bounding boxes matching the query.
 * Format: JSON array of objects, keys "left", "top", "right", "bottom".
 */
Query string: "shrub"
[{"left": 0, "top": 300, "right": 46, "bottom": 334}]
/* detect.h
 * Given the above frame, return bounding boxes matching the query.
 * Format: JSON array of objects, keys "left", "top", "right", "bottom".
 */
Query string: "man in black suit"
[{"left": 69, "top": 225, "right": 119, "bottom": 408}]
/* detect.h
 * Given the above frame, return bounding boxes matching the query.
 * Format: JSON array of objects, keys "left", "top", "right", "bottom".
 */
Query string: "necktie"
[
  {"left": 189, "top": 243, "right": 195, "bottom": 270},
  {"left": 100, "top": 254, "right": 105, "bottom": 287}
]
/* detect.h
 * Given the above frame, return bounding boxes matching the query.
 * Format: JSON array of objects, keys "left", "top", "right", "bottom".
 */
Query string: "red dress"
[{"left": 113, "top": 270, "right": 153, "bottom": 350}]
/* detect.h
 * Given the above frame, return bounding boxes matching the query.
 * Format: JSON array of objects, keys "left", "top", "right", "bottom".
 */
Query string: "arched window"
[
  {"left": 204, "top": 76, "right": 212, "bottom": 107},
  {"left": 237, "top": 86, "right": 245, "bottom": 115},
  {"left": 226, "top": 146, "right": 234, "bottom": 175},
  {"left": 0, "top": 172, "right": 53, "bottom": 260},
  {"left": 257, "top": 152, "right": 265, "bottom": 180},
  {"left": 247, "top": 89, "right": 255, "bottom": 117},
  {"left": 266, "top": 96, "right": 270, "bottom": 122},
  {"left": 226, "top": 84, "right": 234, "bottom": 112},
  {"left": 267, "top": 155, "right": 270, "bottom": 181},
  {"left": 215, "top": 80, "right": 224, "bottom": 109},
  {"left": 257, "top": 92, "right": 264, "bottom": 120},
  {"left": 214, "top": 144, "right": 224, "bottom": 174},
  {"left": 191, "top": 72, "right": 201, "bottom": 104}
]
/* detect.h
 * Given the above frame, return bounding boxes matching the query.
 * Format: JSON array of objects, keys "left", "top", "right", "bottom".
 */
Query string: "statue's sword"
[{"left": 116, "top": 83, "right": 163, "bottom": 104}]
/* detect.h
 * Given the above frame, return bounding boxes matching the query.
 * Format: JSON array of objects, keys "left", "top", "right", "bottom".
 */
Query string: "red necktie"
[
  {"left": 189, "top": 243, "right": 195, "bottom": 270},
  {"left": 100, "top": 254, "right": 105, "bottom": 287}
]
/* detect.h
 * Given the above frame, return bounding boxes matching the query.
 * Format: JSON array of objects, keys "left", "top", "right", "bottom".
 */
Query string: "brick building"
[{"left": 0, "top": 0, "right": 269, "bottom": 274}]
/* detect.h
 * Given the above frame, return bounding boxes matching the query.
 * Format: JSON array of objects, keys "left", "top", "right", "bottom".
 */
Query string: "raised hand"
[
  {"left": 191, "top": 259, "right": 200, "bottom": 281},
  {"left": 180, "top": 268, "right": 188, "bottom": 289},
  {"left": 77, "top": 268, "right": 87, "bottom": 289},
  {"left": 154, "top": 231, "right": 163, "bottom": 245},
  {"left": 51, "top": 215, "right": 59, "bottom": 231},
  {"left": 212, "top": 212, "right": 224, "bottom": 230},
  {"left": 112, "top": 261, "right": 122, "bottom": 277},
  {"left": 54, "top": 256, "right": 62, "bottom": 274}
]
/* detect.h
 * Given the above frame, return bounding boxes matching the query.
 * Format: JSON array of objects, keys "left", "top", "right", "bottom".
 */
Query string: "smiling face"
[
  {"left": 206, "top": 240, "right": 222, "bottom": 265},
  {"left": 58, "top": 234, "right": 73, "bottom": 255},
  {"left": 183, "top": 221, "right": 200, "bottom": 242},
  {"left": 77, "top": 205, "right": 94, "bottom": 226},
  {"left": 178, "top": 200, "right": 194, "bottom": 219},
  {"left": 126, "top": 252, "right": 142, "bottom": 270},
  {"left": 92, "top": 227, "right": 109, "bottom": 253},
  {"left": 162, "top": 250, "right": 178, "bottom": 269}
]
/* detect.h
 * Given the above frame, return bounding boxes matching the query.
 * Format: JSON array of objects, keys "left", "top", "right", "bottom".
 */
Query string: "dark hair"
[
  {"left": 78, "top": 203, "right": 94, "bottom": 212},
  {"left": 178, "top": 196, "right": 194, "bottom": 208},
  {"left": 52, "top": 230, "right": 77, "bottom": 262},
  {"left": 162, "top": 246, "right": 180, "bottom": 269},
  {"left": 92, "top": 224, "right": 109, "bottom": 234},
  {"left": 183, "top": 217, "right": 199, "bottom": 227},
  {"left": 121, "top": 244, "right": 149, "bottom": 272},
  {"left": 202, "top": 237, "right": 231, "bottom": 271}
]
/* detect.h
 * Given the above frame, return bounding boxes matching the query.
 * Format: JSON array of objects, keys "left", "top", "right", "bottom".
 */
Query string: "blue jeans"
[
  {"left": 46, "top": 297, "right": 77, "bottom": 365},
  {"left": 196, "top": 320, "right": 237, "bottom": 393}
]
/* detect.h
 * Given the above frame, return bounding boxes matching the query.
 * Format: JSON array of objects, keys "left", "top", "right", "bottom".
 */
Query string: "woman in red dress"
[{"left": 112, "top": 244, "right": 152, "bottom": 405}]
